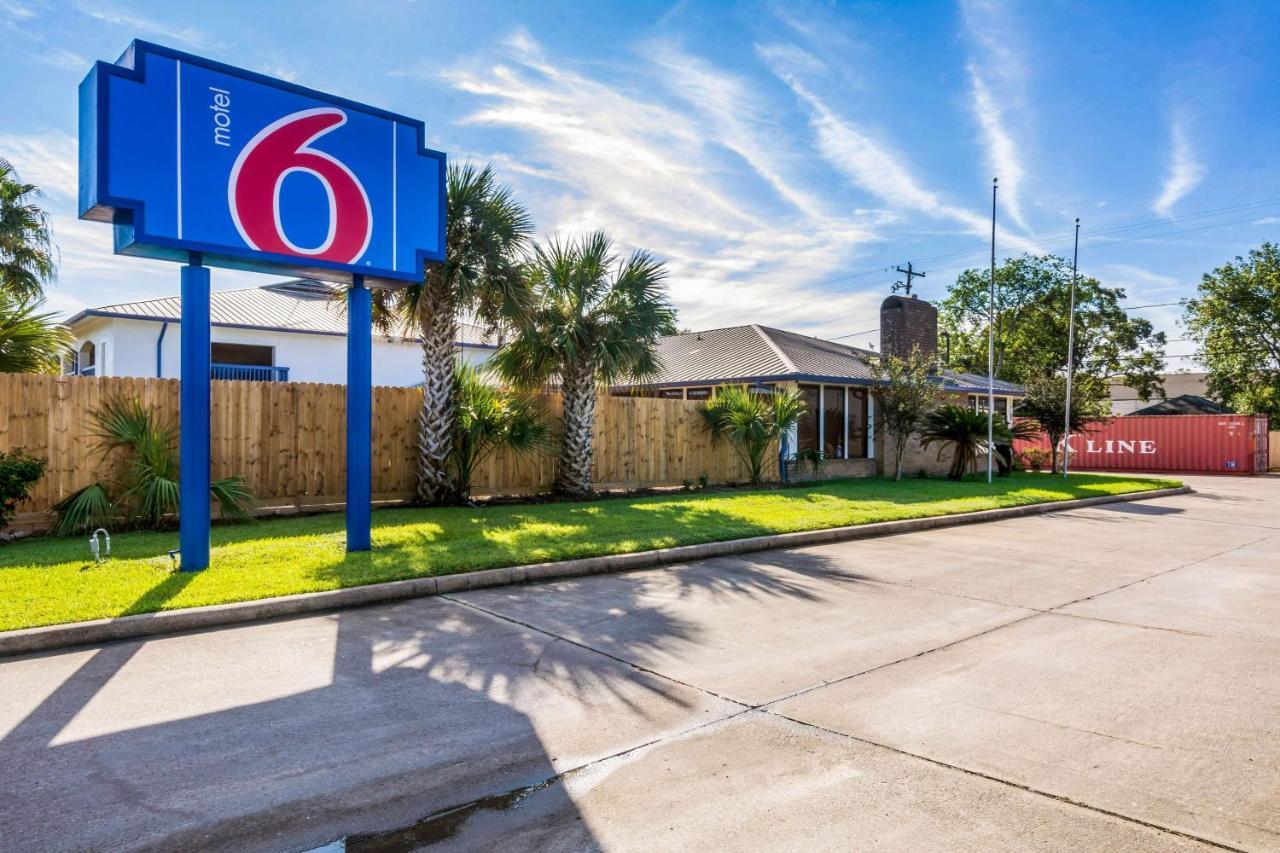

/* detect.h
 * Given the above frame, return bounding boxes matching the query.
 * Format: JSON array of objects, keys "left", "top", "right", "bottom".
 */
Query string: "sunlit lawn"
[{"left": 0, "top": 472, "right": 1179, "bottom": 631}]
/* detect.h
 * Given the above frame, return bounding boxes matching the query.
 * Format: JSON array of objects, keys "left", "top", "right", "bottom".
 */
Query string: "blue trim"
[
  {"left": 345, "top": 277, "right": 372, "bottom": 552},
  {"left": 79, "top": 40, "right": 446, "bottom": 287},
  {"left": 179, "top": 261, "right": 210, "bottom": 571}
]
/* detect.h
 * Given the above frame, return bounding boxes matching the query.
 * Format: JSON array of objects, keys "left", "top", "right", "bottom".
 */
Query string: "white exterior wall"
[{"left": 68, "top": 317, "right": 492, "bottom": 387}]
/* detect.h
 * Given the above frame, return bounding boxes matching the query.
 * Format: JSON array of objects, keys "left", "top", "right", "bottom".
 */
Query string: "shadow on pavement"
[{"left": 0, "top": 540, "right": 861, "bottom": 851}]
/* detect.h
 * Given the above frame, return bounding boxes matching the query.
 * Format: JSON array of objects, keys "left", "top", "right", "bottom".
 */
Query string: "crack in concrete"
[{"left": 762, "top": 710, "right": 1250, "bottom": 853}]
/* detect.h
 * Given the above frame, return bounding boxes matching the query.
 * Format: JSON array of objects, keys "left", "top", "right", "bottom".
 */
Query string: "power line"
[{"left": 810, "top": 196, "right": 1280, "bottom": 292}]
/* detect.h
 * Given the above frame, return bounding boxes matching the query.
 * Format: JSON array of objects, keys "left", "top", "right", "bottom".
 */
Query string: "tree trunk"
[
  {"left": 556, "top": 365, "right": 596, "bottom": 496},
  {"left": 415, "top": 278, "right": 458, "bottom": 505},
  {"left": 893, "top": 435, "right": 908, "bottom": 481}
]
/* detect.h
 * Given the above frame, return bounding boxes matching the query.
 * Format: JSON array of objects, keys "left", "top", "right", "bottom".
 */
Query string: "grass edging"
[{"left": 0, "top": 484, "right": 1190, "bottom": 657}]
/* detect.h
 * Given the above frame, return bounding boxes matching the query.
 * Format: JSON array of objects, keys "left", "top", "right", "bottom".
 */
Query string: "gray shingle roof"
[
  {"left": 66, "top": 279, "right": 496, "bottom": 347},
  {"left": 1132, "top": 394, "right": 1229, "bottom": 415},
  {"left": 631, "top": 325, "right": 1022, "bottom": 394}
]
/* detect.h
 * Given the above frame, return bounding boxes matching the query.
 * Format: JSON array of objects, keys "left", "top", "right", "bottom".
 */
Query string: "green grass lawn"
[{"left": 0, "top": 472, "right": 1179, "bottom": 631}]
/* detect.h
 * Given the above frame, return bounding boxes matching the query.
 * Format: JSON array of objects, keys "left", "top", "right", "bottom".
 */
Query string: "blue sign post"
[{"left": 79, "top": 41, "right": 445, "bottom": 569}]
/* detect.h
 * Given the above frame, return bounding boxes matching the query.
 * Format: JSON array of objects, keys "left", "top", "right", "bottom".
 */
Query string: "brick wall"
[{"left": 879, "top": 295, "right": 938, "bottom": 362}]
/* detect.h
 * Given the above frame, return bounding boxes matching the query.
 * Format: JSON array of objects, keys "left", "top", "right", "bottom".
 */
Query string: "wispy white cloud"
[
  {"left": 960, "top": 0, "right": 1031, "bottom": 231},
  {"left": 0, "top": 130, "right": 77, "bottom": 197},
  {"left": 1153, "top": 113, "right": 1205, "bottom": 217},
  {"left": 38, "top": 47, "right": 88, "bottom": 71},
  {"left": 1252, "top": 216, "right": 1280, "bottom": 225},
  {"left": 438, "top": 30, "right": 891, "bottom": 337},
  {"left": 73, "top": 0, "right": 209, "bottom": 48}
]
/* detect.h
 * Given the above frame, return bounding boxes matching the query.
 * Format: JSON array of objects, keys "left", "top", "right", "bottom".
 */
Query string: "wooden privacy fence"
[{"left": 0, "top": 374, "right": 757, "bottom": 521}]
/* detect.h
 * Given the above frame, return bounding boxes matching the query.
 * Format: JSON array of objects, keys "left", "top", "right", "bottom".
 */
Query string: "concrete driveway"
[{"left": 2, "top": 474, "right": 1277, "bottom": 852}]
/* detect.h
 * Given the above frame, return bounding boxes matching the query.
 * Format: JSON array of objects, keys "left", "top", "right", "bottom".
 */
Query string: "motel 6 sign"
[{"left": 79, "top": 40, "right": 445, "bottom": 284}]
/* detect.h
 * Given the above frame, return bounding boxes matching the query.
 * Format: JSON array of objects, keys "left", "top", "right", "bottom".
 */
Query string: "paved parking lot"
[{"left": 2, "top": 474, "right": 1277, "bottom": 851}]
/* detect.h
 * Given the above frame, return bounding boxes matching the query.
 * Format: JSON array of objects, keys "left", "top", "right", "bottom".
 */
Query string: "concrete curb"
[{"left": 0, "top": 485, "right": 1190, "bottom": 657}]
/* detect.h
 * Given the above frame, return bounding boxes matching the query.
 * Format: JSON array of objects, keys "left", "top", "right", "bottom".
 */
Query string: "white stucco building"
[{"left": 63, "top": 279, "right": 496, "bottom": 386}]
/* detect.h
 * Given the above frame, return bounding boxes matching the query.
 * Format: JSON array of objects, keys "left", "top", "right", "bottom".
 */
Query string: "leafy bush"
[
  {"left": 919, "top": 405, "right": 990, "bottom": 481},
  {"left": 700, "top": 385, "right": 806, "bottom": 486},
  {"left": 1020, "top": 447, "right": 1052, "bottom": 473},
  {"left": 52, "top": 397, "right": 256, "bottom": 535},
  {"left": 449, "top": 362, "right": 549, "bottom": 502},
  {"left": 0, "top": 449, "right": 47, "bottom": 531}
]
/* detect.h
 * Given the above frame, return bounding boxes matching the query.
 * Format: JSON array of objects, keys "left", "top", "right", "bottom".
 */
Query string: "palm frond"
[{"left": 52, "top": 482, "right": 115, "bottom": 536}]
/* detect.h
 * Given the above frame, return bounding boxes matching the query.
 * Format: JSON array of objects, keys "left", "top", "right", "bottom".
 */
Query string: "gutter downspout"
[{"left": 156, "top": 321, "right": 169, "bottom": 378}]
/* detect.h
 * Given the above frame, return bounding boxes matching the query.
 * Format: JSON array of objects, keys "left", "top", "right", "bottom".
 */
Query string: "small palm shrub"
[
  {"left": 919, "top": 404, "right": 991, "bottom": 481},
  {"left": 53, "top": 397, "right": 256, "bottom": 534},
  {"left": 699, "top": 385, "right": 806, "bottom": 486},
  {"left": 450, "top": 362, "right": 549, "bottom": 502},
  {"left": 0, "top": 449, "right": 47, "bottom": 532}
]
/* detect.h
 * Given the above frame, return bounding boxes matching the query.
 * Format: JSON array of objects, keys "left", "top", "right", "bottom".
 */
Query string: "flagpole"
[
  {"left": 1063, "top": 217, "right": 1080, "bottom": 478},
  {"left": 987, "top": 177, "right": 997, "bottom": 484}
]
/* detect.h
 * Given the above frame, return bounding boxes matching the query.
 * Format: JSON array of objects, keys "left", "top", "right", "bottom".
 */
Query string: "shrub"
[
  {"left": 0, "top": 449, "right": 47, "bottom": 532},
  {"left": 1019, "top": 447, "right": 1052, "bottom": 472},
  {"left": 52, "top": 397, "right": 256, "bottom": 535},
  {"left": 700, "top": 385, "right": 806, "bottom": 486}
]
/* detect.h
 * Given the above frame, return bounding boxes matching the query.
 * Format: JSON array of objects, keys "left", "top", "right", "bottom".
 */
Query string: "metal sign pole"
[
  {"left": 346, "top": 275, "right": 372, "bottom": 552},
  {"left": 1064, "top": 218, "right": 1080, "bottom": 479},
  {"left": 987, "top": 178, "right": 997, "bottom": 484},
  {"left": 179, "top": 253, "right": 211, "bottom": 571}
]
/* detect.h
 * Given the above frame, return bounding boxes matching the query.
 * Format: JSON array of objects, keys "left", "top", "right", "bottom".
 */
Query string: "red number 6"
[{"left": 228, "top": 108, "right": 372, "bottom": 264}]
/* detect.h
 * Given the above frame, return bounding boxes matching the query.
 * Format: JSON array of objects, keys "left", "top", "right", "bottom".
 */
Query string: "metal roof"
[
  {"left": 633, "top": 325, "right": 1022, "bottom": 394},
  {"left": 1131, "top": 394, "right": 1229, "bottom": 415},
  {"left": 66, "top": 279, "right": 497, "bottom": 347}
]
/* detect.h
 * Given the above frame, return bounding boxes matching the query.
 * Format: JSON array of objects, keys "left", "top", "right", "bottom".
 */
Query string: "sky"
[{"left": 3, "top": 0, "right": 1280, "bottom": 369}]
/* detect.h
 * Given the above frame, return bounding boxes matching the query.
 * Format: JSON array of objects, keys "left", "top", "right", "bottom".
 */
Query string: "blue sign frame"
[{"left": 79, "top": 40, "right": 445, "bottom": 286}]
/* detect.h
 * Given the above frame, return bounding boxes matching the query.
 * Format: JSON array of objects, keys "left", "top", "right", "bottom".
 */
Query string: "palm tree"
[
  {"left": 450, "top": 361, "right": 549, "bottom": 502},
  {"left": 0, "top": 291, "right": 71, "bottom": 373},
  {"left": 375, "top": 163, "right": 533, "bottom": 505},
  {"left": 494, "top": 232, "right": 676, "bottom": 496},
  {"left": 0, "top": 159, "right": 56, "bottom": 302},
  {"left": 699, "top": 385, "right": 806, "bottom": 486},
  {"left": 919, "top": 404, "right": 991, "bottom": 481}
]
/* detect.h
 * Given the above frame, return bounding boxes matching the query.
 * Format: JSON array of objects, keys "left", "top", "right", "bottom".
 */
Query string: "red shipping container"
[{"left": 1014, "top": 414, "right": 1271, "bottom": 475}]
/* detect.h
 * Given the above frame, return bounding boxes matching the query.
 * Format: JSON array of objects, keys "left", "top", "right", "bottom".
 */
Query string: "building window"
[
  {"left": 968, "top": 394, "right": 1012, "bottom": 424},
  {"left": 797, "top": 384, "right": 821, "bottom": 453},
  {"left": 848, "top": 389, "right": 869, "bottom": 458},
  {"left": 658, "top": 388, "right": 685, "bottom": 400},
  {"left": 211, "top": 343, "right": 273, "bottom": 366},
  {"left": 823, "top": 386, "right": 845, "bottom": 459},
  {"left": 685, "top": 387, "right": 712, "bottom": 401},
  {"left": 76, "top": 341, "right": 96, "bottom": 376}
]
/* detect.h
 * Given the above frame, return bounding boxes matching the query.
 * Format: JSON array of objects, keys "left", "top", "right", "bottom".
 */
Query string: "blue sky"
[{"left": 3, "top": 0, "right": 1279, "bottom": 367}]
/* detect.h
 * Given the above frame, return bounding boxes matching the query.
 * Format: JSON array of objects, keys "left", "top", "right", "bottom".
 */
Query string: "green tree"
[
  {"left": 494, "top": 232, "right": 676, "bottom": 496},
  {"left": 699, "top": 385, "right": 806, "bottom": 486},
  {"left": 868, "top": 346, "right": 941, "bottom": 481},
  {"left": 940, "top": 254, "right": 1165, "bottom": 396},
  {"left": 375, "top": 163, "right": 533, "bottom": 505},
  {"left": 0, "top": 159, "right": 56, "bottom": 302},
  {"left": 0, "top": 291, "right": 71, "bottom": 373},
  {"left": 1015, "top": 374, "right": 1112, "bottom": 474},
  {"left": 449, "top": 361, "right": 549, "bottom": 502},
  {"left": 1183, "top": 242, "right": 1280, "bottom": 426},
  {"left": 919, "top": 405, "right": 991, "bottom": 481},
  {"left": 0, "top": 449, "right": 47, "bottom": 532}
]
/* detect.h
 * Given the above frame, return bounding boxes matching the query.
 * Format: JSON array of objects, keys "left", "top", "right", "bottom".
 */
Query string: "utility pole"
[
  {"left": 892, "top": 262, "right": 926, "bottom": 296},
  {"left": 987, "top": 178, "right": 997, "bottom": 485},
  {"left": 1063, "top": 218, "right": 1080, "bottom": 479}
]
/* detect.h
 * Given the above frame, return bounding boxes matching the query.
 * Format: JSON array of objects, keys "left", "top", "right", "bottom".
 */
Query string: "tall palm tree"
[
  {"left": 0, "top": 159, "right": 56, "bottom": 302},
  {"left": 0, "top": 291, "right": 71, "bottom": 373},
  {"left": 494, "top": 232, "right": 676, "bottom": 496},
  {"left": 375, "top": 163, "right": 533, "bottom": 505}
]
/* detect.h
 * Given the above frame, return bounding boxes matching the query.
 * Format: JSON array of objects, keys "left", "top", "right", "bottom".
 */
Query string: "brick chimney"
[{"left": 879, "top": 294, "right": 938, "bottom": 362}]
